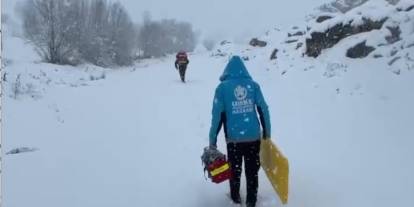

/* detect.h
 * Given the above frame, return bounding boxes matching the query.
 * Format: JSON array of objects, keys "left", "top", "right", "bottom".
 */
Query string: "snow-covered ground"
[
  {"left": 2, "top": 1, "right": 414, "bottom": 207},
  {"left": 3, "top": 42, "right": 414, "bottom": 207}
]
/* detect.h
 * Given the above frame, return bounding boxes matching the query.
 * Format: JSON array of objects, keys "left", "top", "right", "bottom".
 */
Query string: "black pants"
[
  {"left": 178, "top": 65, "right": 187, "bottom": 82},
  {"left": 227, "top": 140, "right": 261, "bottom": 204}
]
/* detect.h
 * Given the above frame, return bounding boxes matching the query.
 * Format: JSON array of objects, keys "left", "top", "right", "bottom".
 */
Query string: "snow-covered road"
[{"left": 3, "top": 49, "right": 414, "bottom": 207}]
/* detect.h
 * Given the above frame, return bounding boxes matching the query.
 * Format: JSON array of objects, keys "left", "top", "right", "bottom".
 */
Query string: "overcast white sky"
[
  {"left": 4, "top": 0, "right": 332, "bottom": 41},
  {"left": 117, "top": 0, "right": 331, "bottom": 41},
  {"left": 119, "top": 0, "right": 331, "bottom": 39}
]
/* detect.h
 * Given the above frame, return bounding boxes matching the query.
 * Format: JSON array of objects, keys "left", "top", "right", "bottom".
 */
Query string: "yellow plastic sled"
[{"left": 260, "top": 139, "right": 289, "bottom": 204}]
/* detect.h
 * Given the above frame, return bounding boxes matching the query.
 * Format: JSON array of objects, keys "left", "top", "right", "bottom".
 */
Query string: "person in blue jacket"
[{"left": 209, "top": 56, "right": 271, "bottom": 207}]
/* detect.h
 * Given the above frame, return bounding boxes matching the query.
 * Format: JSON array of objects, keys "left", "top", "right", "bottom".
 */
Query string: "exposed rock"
[
  {"left": 396, "top": 2, "right": 413, "bottom": 11},
  {"left": 270, "top": 49, "right": 278, "bottom": 60},
  {"left": 285, "top": 39, "right": 298, "bottom": 44},
  {"left": 346, "top": 41, "right": 376, "bottom": 58},
  {"left": 319, "top": 0, "right": 370, "bottom": 13},
  {"left": 385, "top": 26, "right": 401, "bottom": 44},
  {"left": 318, "top": 4, "right": 340, "bottom": 13},
  {"left": 316, "top": 15, "right": 333, "bottom": 23},
  {"left": 306, "top": 17, "right": 387, "bottom": 57},
  {"left": 6, "top": 147, "right": 38, "bottom": 155},
  {"left": 390, "top": 49, "right": 399, "bottom": 56},
  {"left": 220, "top": 40, "right": 231, "bottom": 45},
  {"left": 249, "top": 38, "right": 267, "bottom": 47},
  {"left": 406, "top": 52, "right": 414, "bottom": 62},
  {"left": 296, "top": 42, "right": 304, "bottom": 50},
  {"left": 373, "top": 54, "right": 384, "bottom": 58},
  {"left": 392, "top": 69, "right": 401, "bottom": 75},
  {"left": 288, "top": 31, "right": 304, "bottom": 37},
  {"left": 211, "top": 49, "right": 227, "bottom": 57},
  {"left": 388, "top": 56, "right": 402, "bottom": 65},
  {"left": 386, "top": 0, "right": 401, "bottom": 5}
]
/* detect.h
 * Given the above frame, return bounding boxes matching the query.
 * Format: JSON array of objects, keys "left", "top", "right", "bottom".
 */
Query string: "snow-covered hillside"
[
  {"left": 219, "top": 0, "right": 414, "bottom": 75},
  {"left": 2, "top": 1, "right": 414, "bottom": 207}
]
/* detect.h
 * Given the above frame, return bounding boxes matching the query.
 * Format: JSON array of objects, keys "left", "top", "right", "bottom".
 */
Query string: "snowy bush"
[
  {"left": 89, "top": 73, "right": 106, "bottom": 81},
  {"left": 10, "top": 74, "right": 42, "bottom": 99},
  {"left": 324, "top": 62, "right": 348, "bottom": 78},
  {"left": 11, "top": 74, "right": 22, "bottom": 99}
]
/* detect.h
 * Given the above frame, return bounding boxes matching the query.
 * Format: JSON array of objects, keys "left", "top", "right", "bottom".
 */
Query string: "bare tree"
[
  {"left": 22, "top": 0, "right": 82, "bottom": 64},
  {"left": 107, "top": 2, "right": 137, "bottom": 65},
  {"left": 137, "top": 14, "right": 197, "bottom": 58},
  {"left": 22, "top": 0, "right": 137, "bottom": 67},
  {"left": 203, "top": 38, "right": 216, "bottom": 51},
  {"left": 138, "top": 17, "right": 164, "bottom": 58}
]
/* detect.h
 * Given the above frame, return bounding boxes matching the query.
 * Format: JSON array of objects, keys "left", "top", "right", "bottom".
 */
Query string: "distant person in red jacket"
[{"left": 175, "top": 51, "right": 190, "bottom": 83}]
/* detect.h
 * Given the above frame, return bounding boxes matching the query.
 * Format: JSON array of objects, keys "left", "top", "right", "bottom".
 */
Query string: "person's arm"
[
  {"left": 174, "top": 59, "right": 178, "bottom": 69},
  {"left": 255, "top": 83, "right": 271, "bottom": 138},
  {"left": 209, "top": 85, "right": 225, "bottom": 146}
]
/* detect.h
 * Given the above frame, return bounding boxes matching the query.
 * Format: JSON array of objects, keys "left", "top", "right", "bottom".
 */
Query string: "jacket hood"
[{"left": 220, "top": 56, "right": 252, "bottom": 81}]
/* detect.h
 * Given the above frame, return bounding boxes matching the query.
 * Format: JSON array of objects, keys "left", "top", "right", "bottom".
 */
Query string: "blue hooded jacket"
[{"left": 209, "top": 56, "right": 271, "bottom": 146}]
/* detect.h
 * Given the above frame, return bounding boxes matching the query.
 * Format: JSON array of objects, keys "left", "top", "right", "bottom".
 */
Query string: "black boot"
[
  {"left": 246, "top": 201, "right": 256, "bottom": 207},
  {"left": 229, "top": 172, "right": 241, "bottom": 204},
  {"left": 230, "top": 192, "right": 241, "bottom": 204}
]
